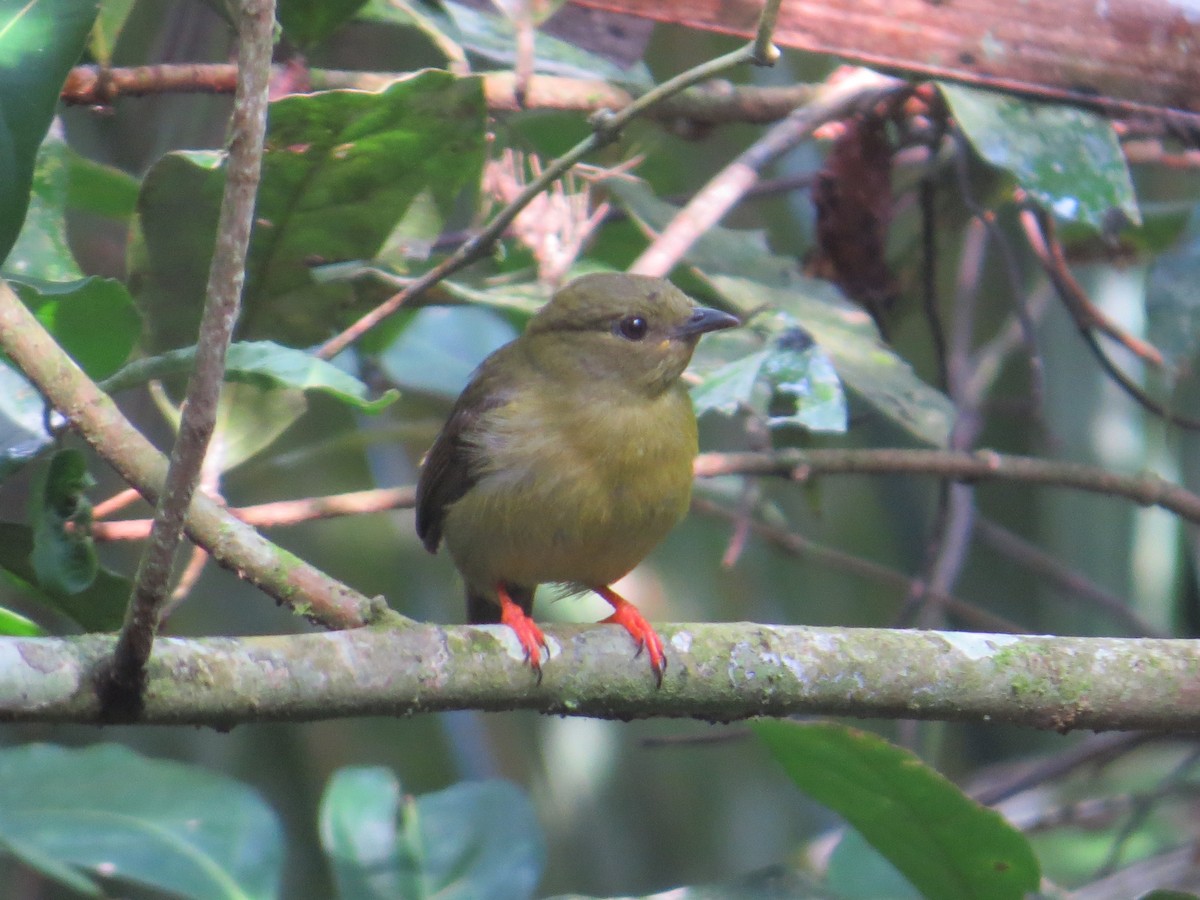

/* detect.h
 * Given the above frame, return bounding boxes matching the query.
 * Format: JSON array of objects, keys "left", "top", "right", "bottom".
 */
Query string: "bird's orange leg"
[
  {"left": 498, "top": 584, "right": 548, "bottom": 679},
  {"left": 595, "top": 585, "right": 666, "bottom": 685}
]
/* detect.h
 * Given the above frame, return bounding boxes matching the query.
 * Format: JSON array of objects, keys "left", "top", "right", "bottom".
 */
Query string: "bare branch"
[
  {"left": 105, "top": 0, "right": 278, "bottom": 714},
  {"left": 694, "top": 448, "right": 1200, "bottom": 525}
]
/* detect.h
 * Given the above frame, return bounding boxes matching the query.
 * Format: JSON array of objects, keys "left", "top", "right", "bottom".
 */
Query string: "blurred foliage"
[{"left": 1, "top": 0, "right": 1200, "bottom": 897}]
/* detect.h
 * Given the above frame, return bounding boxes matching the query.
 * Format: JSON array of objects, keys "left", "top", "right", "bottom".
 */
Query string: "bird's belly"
[{"left": 443, "top": 454, "right": 692, "bottom": 591}]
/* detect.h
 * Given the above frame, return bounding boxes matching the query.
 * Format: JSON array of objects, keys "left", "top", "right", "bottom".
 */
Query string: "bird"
[{"left": 415, "top": 272, "right": 740, "bottom": 682}]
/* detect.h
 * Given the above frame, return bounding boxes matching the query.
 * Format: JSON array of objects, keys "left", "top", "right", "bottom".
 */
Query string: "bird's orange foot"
[
  {"left": 595, "top": 585, "right": 666, "bottom": 686},
  {"left": 498, "top": 585, "right": 548, "bottom": 681}
]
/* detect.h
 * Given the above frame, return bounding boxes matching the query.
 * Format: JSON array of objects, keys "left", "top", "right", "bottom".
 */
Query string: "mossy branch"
[{"left": 1, "top": 623, "right": 1195, "bottom": 731}]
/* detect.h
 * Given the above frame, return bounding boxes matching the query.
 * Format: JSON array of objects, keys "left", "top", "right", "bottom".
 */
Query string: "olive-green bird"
[{"left": 415, "top": 273, "right": 739, "bottom": 681}]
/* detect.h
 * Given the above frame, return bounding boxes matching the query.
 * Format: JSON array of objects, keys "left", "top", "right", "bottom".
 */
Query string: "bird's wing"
[{"left": 415, "top": 357, "right": 514, "bottom": 553}]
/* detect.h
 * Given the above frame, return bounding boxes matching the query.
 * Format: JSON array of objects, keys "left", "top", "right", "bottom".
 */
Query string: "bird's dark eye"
[{"left": 616, "top": 315, "right": 649, "bottom": 341}]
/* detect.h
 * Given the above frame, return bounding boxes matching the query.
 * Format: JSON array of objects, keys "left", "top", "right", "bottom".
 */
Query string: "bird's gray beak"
[{"left": 675, "top": 306, "right": 741, "bottom": 338}]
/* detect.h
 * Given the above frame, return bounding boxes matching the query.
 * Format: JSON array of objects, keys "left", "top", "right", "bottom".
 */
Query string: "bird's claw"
[
  {"left": 599, "top": 593, "right": 667, "bottom": 687},
  {"left": 499, "top": 594, "right": 548, "bottom": 682}
]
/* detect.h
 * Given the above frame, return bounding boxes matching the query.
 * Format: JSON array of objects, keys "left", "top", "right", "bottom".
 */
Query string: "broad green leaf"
[
  {"left": 0, "top": 604, "right": 42, "bottom": 636},
  {"left": 0, "top": 743, "right": 283, "bottom": 899},
  {"left": 133, "top": 72, "right": 484, "bottom": 348},
  {"left": 379, "top": 305, "right": 519, "bottom": 397},
  {"left": 12, "top": 276, "right": 140, "bottom": 379},
  {"left": 64, "top": 143, "right": 139, "bottom": 220},
  {"left": 359, "top": 0, "right": 466, "bottom": 68},
  {"left": 319, "top": 767, "right": 545, "bottom": 900},
  {"left": 132, "top": 73, "right": 487, "bottom": 350},
  {"left": 211, "top": 382, "right": 308, "bottom": 473},
  {"left": 29, "top": 449, "right": 97, "bottom": 597},
  {"left": 755, "top": 721, "right": 1040, "bottom": 900},
  {"left": 5, "top": 130, "right": 82, "bottom": 281},
  {"left": 103, "top": 340, "right": 398, "bottom": 413},
  {"left": 709, "top": 275, "right": 954, "bottom": 445},
  {"left": 149, "top": 381, "right": 308, "bottom": 475},
  {"left": 607, "top": 178, "right": 797, "bottom": 287},
  {"left": 940, "top": 82, "right": 1140, "bottom": 231},
  {"left": 443, "top": 0, "right": 653, "bottom": 88},
  {"left": 278, "top": 0, "right": 369, "bottom": 47},
  {"left": 0, "top": 522, "right": 128, "bottom": 631},
  {"left": 690, "top": 324, "right": 848, "bottom": 434},
  {"left": 88, "top": 0, "right": 136, "bottom": 64},
  {"left": 0, "top": 0, "right": 98, "bottom": 263}
]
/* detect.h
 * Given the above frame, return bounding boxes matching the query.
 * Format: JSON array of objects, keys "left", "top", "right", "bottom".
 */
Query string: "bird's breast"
[{"left": 443, "top": 383, "right": 698, "bottom": 591}]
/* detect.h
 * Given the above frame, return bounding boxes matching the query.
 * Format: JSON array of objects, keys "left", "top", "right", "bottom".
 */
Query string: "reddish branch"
[{"left": 92, "top": 487, "right": 416, "bottom": 540}]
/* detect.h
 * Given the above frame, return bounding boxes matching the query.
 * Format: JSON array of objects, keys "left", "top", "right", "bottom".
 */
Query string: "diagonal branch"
[
  {"left": 314, "top": 0, "right": 785, "bottom": 360},
  {"left": 628, "top": 68, "right": 903, "bottom": 277},
  {"left": 0, "top": 281, "right": 378, "bottom": 630}
]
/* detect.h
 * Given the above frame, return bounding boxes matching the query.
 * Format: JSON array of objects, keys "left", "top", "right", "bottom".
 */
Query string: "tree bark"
[
  {"left": 3, "top": 623, "right": 1197, "bottom": 731},
  {"left": 567, "top": 0, "right": 1200, "bottom": 117}
]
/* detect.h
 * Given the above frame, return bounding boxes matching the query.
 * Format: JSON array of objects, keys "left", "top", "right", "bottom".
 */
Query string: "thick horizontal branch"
[{"left": 2, "top": 624, "right": 1197, "bottom": 731}]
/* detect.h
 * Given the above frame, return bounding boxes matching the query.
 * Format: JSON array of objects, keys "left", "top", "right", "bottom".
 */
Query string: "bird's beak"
[{"left": 674, "top": 306, "right": 741, "bottom": 339}]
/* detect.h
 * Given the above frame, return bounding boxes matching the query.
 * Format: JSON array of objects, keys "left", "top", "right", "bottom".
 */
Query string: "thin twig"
[
  {"left": 693, "top": 496, "right": 1026, "bottom": 634},
  {"left": 1020, "top": 206, "right": 1163, "bottom": 366},
  {"left": 629, "top": 68, "right": 904, "bottom": 277},
  {"left": 693, "top": 448, "right": 1200, "bottom": 525},
  {"left": 950, "top": 130, "right": 1047, "bottom": 430},
  {"left": 973, "top": 518, "right": 1169, "bottom": 638},
  {"left": 91, "top": 487, "right": 417, "bottom": 541},
  {"left": 61, "top": 63, "right": 817, "bottom": 125},
  {"left": 970, "top": 732, "right": 1157, "bottom": 807},
  {"left": 103, "top": 0, "right": 278, "bottom": 715},
  {"left": 1019, "top": 206, "right": 1200, "bottom": 430},
  {"left": 314, "top": 0, "right": 786, "bottom": 360}
]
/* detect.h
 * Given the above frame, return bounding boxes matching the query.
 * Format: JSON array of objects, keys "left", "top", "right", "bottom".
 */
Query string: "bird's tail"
[{"left": 466, "top": 584, "right": 534, "bottom": 624}]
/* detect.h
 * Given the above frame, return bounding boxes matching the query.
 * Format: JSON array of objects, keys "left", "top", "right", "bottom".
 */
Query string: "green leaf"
[
  {"left": 690, "top": 324, "right": 848, "bottom": 434},
  {"left": 88, "top": 0, "right": 136, "bottom": 64},
  {"left": 12, "top": 276, "right": 140, "bottom": 379},
  {"left": 379, "top": 305, "right": 519, "bottom": 397},
  {"left": 5, "top": 131, "right": 82, "bottom": 281},
  {"left": 277, "top": 0, "right": 369, "bottom": 47},
  {"left": 319, "top": 768, "right": 545, "bottom": 900},
  {"left": 133, "top": 72, "right": 487, "bottom": 350},
  {"left": 708, "top": 275, "right": 954, "bottom": 445},
  {"left": 607, "top": 178, "right": 797, "bottom": 287},
  {"left": 63, "top": 142, "right": 139, "bottom": 220},
  {"left": 0, "top": 0, "right": 98, "bottom": 263},
  {"left": 29, "top": 449, "right": 97, "bottom": 597},
  {"left": 939, "top": 82, "right": 1140, "bottom": 231},
  {"left": 0, "top": 604, "right": 42, "bottom": 636},
  {"left": 0, "top": 522, "right": 128, "bottom": 631},
  {"left": 104, "top": 340, "right": 398, "bottom": 413},
  {"left": 0, "top": 743, "right": 283, "bottom": 899},
  {"left": 443, "top": 0, "right": 653, "bottom": 88},
  {"left": 755, "top": 721, "right": 1041, "bottom": 900}
]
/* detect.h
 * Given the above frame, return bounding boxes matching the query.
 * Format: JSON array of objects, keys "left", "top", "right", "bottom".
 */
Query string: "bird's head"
[{"left": 522, "top": 273, "right": 740, "bottom": 396}]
